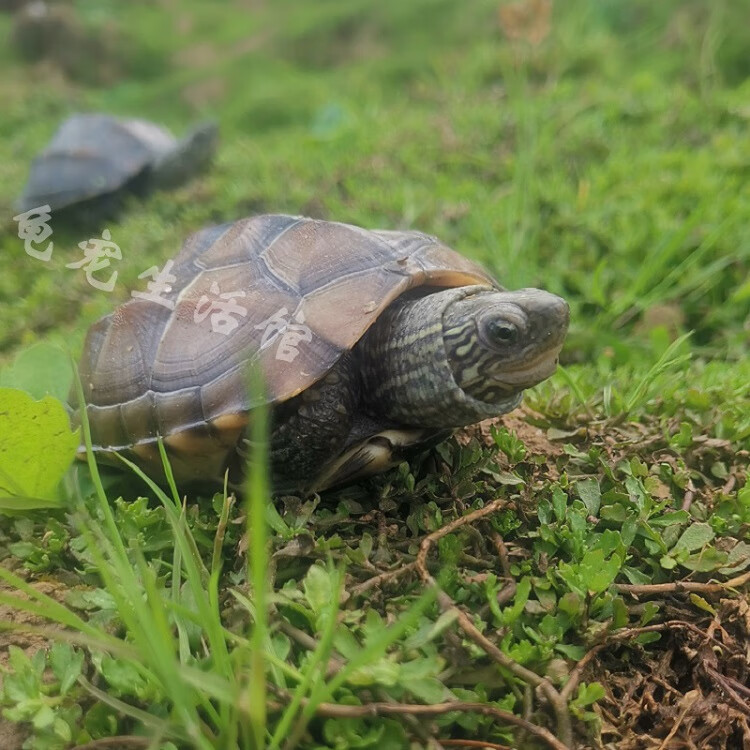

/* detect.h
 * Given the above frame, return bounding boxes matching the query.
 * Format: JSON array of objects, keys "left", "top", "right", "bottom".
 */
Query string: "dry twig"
[
  {"left": 655, "top": 690, "right": 699, "bottom": 750},
  {"left": 439, "top": 740, "right": 513, "bottom": 750},
  {"left": 72, "top": 740, "right": 150, "bottom": 750},
  {"left": 489, "top": 530, "right": 512, "bottom": 578},
  {"left": 276, "top": 619, "right": 344, "bottom": 678},
  {"left": 349, "top": 560, "right": 418, "bottom": 595},
  {"left": 415, "top": 497, "right": 574, "bottom": 748},
  {"left": 615, "top": 570, "right": 750, "bottom": 597},
  {"left": 270, "top": 698, "right": 569, "bottom": 750},
  {"left": 704, "top": 666, "right": 750, "bottom": 716},
  {"left": 560, "top": 619, "right": 740, "bottom": 703}
]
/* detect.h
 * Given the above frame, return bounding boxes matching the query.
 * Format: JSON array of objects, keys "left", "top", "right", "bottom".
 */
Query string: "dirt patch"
[
  {"left": 0, "top": 719, "right": 25, "bottom": 750},
  {"left": 589, "top": 598, "right": 750, "bottom": 749},
  {"left": 182, "top": 76, "right": 227, "bottom": 108},
  {"left": 10, "top": 3, "right": 123, "bottom": 85},
  {"left": 0, "top": 577, "right": 71, "bottom": 750},
  {"left": 456, "top": 407, "right": 564, "bottom": 459},
  {"left": 0, "top": 579, "right": 67, "bottom": 667},
  {"left": 173, "top": 41, "right": 222, "bottom": 69}
]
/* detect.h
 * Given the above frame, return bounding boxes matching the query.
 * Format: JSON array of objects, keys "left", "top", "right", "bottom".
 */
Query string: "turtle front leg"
[{"left": 266, "top": 353, "right": 359, "bottom": 490}]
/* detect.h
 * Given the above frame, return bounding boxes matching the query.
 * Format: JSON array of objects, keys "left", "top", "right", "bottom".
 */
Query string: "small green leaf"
[
  {"left": 552, "top": 486, "right": 567, "bottom": 521},
  {"left": 348, "top": 657, "right": 400, "bottom": 686},
  {"left": 622, "top": 565, "right": 652, "bottom": 585},
  {"left": 332, "top": 626, "right": 361, "bottom": 659},
  {"left": 265, "top": 501, "right": 290, "bottom": 535},
  {"left": 576, "top": 479, "right": 601, "bottom": 515},
  {"left": 710, "top": 461, "right": 728, "bottom": 479},
  {"left": 0, "top": 388, "right": 79, "bottom": 502},
  {"left": 682, "top": 547, "right": 727, "bottom": 572},
  {"left": 555, "top": 643, "right": 586, "bottom": 659},
  {"left": 719, "top": 541, "right": 750, "bottom": 575},
  {"left": 579, "top": 549, "right": 622, "bottom": 594},
  {"left": 660, "top": 555, "right": 678, "bottom": 570},
  {"left": 398, "top": 655, "right": 447, "bottom": 702},
  {"left": 635, "top": 632, "right": 662, "bottom": 645},
  {"left": 650, "top": 510, "right": 690, "bottom": 527},
  {"left": 640, "top": 602, "right": 660, "bottom": 626},
  {"left": 501, "top": 576, "right": 531, "bottom": 625},
  {"left": 302, "top": 563, "right": 335, "bottom": 619},
  {"left": 558, "top": 590, "right": 584, "bottom": 618},
  {"left": 401, "top": 675, "right": 446, "bottom": 703},
  {"left": 612, "top": 596, "right": 629, "bottom": 628},
  {"left": 32, "top": 704, "right": 56, "bottom": 730},
  {"left": 574, "top": 681, "right": 606, "bottom": 707},
  {"left": 49, "top": 644, "right": 84, "bottom": 695},
  {"left": 672, "top": 523, "right": 715, "bottom": 554},
  {"left": 403, "top": 610, "right": 458, "bottom": 648},
  {"left": 52, "top": 715, "right": 73, "bottom": 742},
  {"left": 94, "top": 655, "right": 152, "bottom": 700},
  {"left": 689, "top": 593, "right": 716, "bottom": 614}
]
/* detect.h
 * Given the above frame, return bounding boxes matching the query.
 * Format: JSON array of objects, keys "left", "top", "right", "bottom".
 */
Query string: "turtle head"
[
  {"left": 442, "top": 287, "right": 569, "bottom": 405},
  {"left": 150, "top": 121, "right": 219, "bottom": 188},
  {"left": 359, "top": 284, "right": 569, "bottom": 428},
  {"left": 182, "top": 121, "right": 219, "bottom": 165}
]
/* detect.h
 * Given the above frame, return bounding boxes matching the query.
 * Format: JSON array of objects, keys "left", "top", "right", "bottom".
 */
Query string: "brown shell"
[{"left": 77, "top": 215, "right": 497, "bottom": 479}]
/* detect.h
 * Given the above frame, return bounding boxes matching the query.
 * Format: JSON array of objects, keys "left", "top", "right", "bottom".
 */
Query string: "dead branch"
[
  {"left": 704, "top": 666, "right": 750, "bottom": 717},
  {"left": 72, "top": 740, "right": 150, "bottom": 750},
  {"left": 415, "top": 497, "right": 574, "bottom": 749},
  {"left": 269, "top": 698, "right": 569, "bottom": 750},
  {"left": 439, "top": 740, "right": 513, "bottom": 750},
  {"left": 349, "top": 560, "right": 418, "bottom": 596},
  {"left": 615, "top": 570, "right": 750, "bottom": 598},
  {"left": 489, "top": 530, "right": 512, "bottom": 578},
  {"left": 376, "top": 688, "right": 447, "bottom": 749},
  {"left": 560, "top": 619, "right": 739, "bottom": 703},
  {"left": 277, "top": 619, "right": 345, "bottom": 678},
  {"left": 655, "top": 690, "right": 698, "bottom": 750}
]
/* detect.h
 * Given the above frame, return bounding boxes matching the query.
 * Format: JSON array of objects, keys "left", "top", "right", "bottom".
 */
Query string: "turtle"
[
  {"left": 74, "top": 214, "right": 569, "bottom": 493},
  {"left": 16, "top": 113, "right": 218, "bottom": 217}
]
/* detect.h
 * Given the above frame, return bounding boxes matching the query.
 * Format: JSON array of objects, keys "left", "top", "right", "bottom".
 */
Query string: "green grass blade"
[
  {"left": 307, "top": 586, "right": 437, "bottom": 713},
  {"left": 268, "top": 564, "right": 344, "bottom": 750},
  {"left": 115, "top": 453, "right": 234, "bottom": 686},
  {"left": 245, "top": 364, "right": 271, "bottom": 750},
  {"left": 625, "top": 332, "right": 693, "bottom": 413}
]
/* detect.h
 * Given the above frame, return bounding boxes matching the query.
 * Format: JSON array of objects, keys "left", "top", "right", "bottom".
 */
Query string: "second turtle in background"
[{"left": 16, "top": 113, "right": 218, "bottom": 219}]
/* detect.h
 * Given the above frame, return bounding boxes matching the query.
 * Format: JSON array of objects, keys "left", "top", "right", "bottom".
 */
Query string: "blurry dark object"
[
  {"left": 11, "top": 0, "right": 123, "bottom": 84},
  {"left": 0, "top": 0, "right": 28, "bottom": 11},
  {"left": 498, "top": 0, "right": 552, "bottom": 46},
  {"left": 10, "top": 1, "right": 79, "bottom": 60},
  {"left": 16, "top": 114, "right": 219, "bottom": 218}
]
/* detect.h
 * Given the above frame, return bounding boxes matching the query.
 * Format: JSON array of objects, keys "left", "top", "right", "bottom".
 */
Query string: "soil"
[{"left": 0, "top": 577, "right": 71, "bottom": 750}]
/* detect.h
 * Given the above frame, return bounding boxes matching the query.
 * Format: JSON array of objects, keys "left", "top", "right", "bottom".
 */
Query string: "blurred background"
[{"left": 0, "top": 0, "right": 748, "bottom": 377}]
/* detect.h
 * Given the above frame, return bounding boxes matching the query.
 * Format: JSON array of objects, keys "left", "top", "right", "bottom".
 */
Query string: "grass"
[{"left": 0, "top": 1, "right": 749, "bottom": 748}]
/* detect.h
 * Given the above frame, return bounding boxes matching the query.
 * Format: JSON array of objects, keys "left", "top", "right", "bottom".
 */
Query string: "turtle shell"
[
  {"left": 17, "top": 114, "right": 176, "bottom": 213},
  {"left": 76, "top": 214, "right": 497, "bottom": 480}
]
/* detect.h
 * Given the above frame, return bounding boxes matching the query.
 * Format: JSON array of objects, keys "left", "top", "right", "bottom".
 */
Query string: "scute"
[{"left": 77, "top": 215, "right": 497, "bottom": 463}]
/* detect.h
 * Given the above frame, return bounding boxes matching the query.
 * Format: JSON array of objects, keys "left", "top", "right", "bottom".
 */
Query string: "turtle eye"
[{"left": 486, "top": 319, "right": 519, "bottom": 345}]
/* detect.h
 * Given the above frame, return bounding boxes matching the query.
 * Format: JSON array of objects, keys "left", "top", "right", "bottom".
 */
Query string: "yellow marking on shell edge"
[
  {"left": 210, "top": 413, "right": 249, "bottom": 430},
  {"left": 164, "top": 430, "right": 214, "bottom": 456},
  {"left": 163, "top": 414, "right": 249, "bottom": 456},
  {"left": 132, "top": 442, "right": 161, "bottom": 464},
  {"left": 210, "top": 413, "right": 249, "bottom": 447}
]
